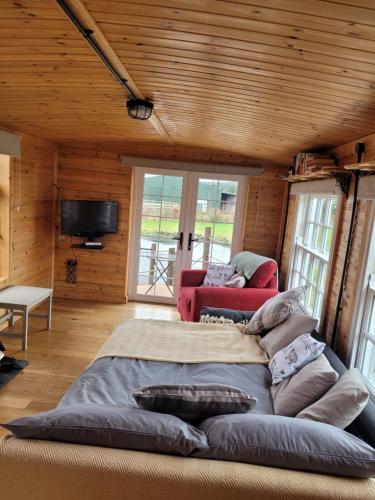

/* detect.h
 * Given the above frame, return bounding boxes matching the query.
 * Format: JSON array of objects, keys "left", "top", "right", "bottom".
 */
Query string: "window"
[
  {"left": 289, "top": 195, "right": 337, "bottom": 323},
  {"left": 353, "top": 210, "right": 375, "bottom": 398}
]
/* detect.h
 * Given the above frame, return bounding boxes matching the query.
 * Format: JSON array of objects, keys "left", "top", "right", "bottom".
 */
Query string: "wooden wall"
[
  {"left": 53, "top": 141, "right": 287, "bottom": 302},
  {"left": 54, "top": 145, "right": 131, "bottom": 303},
  {"left": 243, "top": 164, "right": 288, "bottom": 259},
  {"left": 280, "top": 131, "right": 375, "bottom": 361},
  {"left": 0, "top": 131, "right": 56, "bottom": 291}
]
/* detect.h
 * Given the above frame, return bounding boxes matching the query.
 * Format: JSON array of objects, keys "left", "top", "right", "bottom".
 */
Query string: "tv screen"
[{"left": 61, "top": 200, "right": 118, "bottom": 237}]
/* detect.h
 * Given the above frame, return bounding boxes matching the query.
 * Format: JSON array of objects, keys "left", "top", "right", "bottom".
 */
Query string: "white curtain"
[
  {"left": 290, "top": 178, "right": 339, "bottom": 195},
  {"left": 121, "top": 155, "right": 262, "bottom": 176}
]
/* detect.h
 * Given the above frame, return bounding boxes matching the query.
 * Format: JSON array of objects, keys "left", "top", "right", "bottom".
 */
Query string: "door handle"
[
  {"left": 188, "top": 232, "right": 199, "bottom": 251},
  {"left": 172, "top": 232, "right": 183, "bottom": 250}
]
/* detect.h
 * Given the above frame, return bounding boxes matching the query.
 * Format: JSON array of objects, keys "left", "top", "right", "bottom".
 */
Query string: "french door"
[{"left": 128, "top": 168, "right": 247, "bottom": 304}]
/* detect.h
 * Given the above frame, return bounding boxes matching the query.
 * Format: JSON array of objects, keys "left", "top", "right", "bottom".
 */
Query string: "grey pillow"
[
  {"left": 245, "top": 286, "right": 308, "bottom": 335},
  {"left": 259, "top": 313, "right": 318, "bottom": 358},
  {"left": 271, "top": 354, "right": 338, "bottom": 416},
  {"left": 195, "top": 413, "right": 375, "bottom": 478},
  {"left": 134, "top": 384, "right": 257, "bottom": 423},
  {"left": 297, "top": 369, "right": 370, "bottom": 429},
  {"left": 1, "top": 404, "right": 208, "bottom": 456}
]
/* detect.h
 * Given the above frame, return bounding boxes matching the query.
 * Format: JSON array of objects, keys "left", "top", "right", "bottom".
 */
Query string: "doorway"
[{"left": 128, "top": 168, "right": 247, "bottom": 304}]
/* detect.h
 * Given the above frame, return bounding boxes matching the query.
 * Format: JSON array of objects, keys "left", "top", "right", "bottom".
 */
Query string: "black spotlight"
[{"left": 126, "top": 98, "right": 154, "bottom": 120}]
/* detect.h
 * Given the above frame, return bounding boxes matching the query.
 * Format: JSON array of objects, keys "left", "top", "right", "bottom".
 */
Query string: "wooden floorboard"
[{"left": 0, "top": 298, "right": 179, "bottom": 437}]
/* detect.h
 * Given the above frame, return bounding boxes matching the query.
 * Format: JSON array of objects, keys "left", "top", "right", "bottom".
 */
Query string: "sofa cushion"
[
  {"left": 245, "top": 286, "right": 307, "bottom": 335},
  {"left": 2, "top": 403, "right": 209, "bottom": 456},
  {"left": 297, "top": 369, "right": 369, "bottom": 429},
  {"left": 134, "top": 384, "right": 257, "bottom": 423},
  {"left": 260, "top": 313, "right": 318, "bottom": 358},
  {"left": 196, "top": 413, "right": 375, "bottom": 478},
  {"left": 271, "top": 354, "right": 339, "bottom": 416}
]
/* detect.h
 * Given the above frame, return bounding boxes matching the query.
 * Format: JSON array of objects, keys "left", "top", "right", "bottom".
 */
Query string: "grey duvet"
[
  {"left": 58, "top": 357, "right": 275, "bottom": 416},
  {"left": 6, "top": 355, "right": 374, "bottom": 478}
]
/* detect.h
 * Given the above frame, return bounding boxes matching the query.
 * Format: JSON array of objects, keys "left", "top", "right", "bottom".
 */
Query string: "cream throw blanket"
[{"left": 95, "top": 319, "right": 268, "bottom": 364}]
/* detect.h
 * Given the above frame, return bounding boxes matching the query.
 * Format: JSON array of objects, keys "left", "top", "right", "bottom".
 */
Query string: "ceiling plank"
[{"left": 63, "top": 0, "right": 173, "bottom": 143}]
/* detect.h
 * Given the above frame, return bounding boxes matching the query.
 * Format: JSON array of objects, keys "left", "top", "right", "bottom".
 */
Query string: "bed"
[{"left": 0, "top": 319, "right": 374, "bottom": 500}]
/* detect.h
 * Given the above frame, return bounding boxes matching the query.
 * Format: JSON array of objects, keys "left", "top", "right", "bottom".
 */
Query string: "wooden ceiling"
[{"left": 1, "top": 0, "right": 375, "bottom": 164}]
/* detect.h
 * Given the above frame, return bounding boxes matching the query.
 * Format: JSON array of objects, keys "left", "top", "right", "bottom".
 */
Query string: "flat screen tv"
[{"left": 61, "top": 200, "right": 118, "bottom": 238}]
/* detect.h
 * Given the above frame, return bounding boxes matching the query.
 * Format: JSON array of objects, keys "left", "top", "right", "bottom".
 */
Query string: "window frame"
[
  {"left": 348, "top": 202, "right": 375, "bottom": 399},
  {"left": 287, "top": 193, "right": 341, "bottom": 327},
  {"left": 0, "top": 154, "right": 10, "bottom": 282}
]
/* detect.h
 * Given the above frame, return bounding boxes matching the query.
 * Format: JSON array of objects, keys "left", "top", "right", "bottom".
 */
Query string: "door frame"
[
  {"left": 128, "top": 167, "right": 190, "bottom": 304},
  {"left": 181, "top": 171, "right": 247, "bottom": 271},
  {"left": 128, "top": 168, "right": 248, "bottom": 304}
]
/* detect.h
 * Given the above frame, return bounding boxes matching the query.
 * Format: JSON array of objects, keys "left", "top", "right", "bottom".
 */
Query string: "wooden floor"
[{"left": 0, "top": 298, "right": 179, "bottom": 438}]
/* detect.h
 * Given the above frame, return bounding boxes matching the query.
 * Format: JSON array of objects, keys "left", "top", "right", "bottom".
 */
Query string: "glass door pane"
[
  {"left": 136, "top": 173, "right": 184, "bottom": 300},
  {"left": 191, "top": 178, "right": 239, "bottom": 269}
]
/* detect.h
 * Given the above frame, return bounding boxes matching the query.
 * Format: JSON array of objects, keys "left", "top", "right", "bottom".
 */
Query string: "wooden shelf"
[
  {"left": 285, "top": 168, "right": 347, "bottom": 183},
  {"left": 344, "top": 161, "right": 375, "bottom": 171}
]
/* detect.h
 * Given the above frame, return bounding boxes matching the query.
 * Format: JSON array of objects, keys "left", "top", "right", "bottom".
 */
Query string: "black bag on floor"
[{"left": 0, "top": 356, "right": 24, "bottom": 373}]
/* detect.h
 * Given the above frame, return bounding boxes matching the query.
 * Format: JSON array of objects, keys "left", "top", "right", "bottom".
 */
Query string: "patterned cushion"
[
  {"left": 199, "top": 307, "right": 255, "bottom": 325},
  {"left": 202, "top": 264, "right": 236, "bottom": 287},
  {"left": 245, "top": 286, "right": 308, "bottom": 335},
  {"left": 269, "top": 334, "right": 325, "bottom": 385},
  {"left": 133, "top": 384, "right": 257, "bottom": 423}
]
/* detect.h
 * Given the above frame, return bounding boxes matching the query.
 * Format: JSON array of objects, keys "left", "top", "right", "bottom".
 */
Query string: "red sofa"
[{"left": 177, "top": 261, "right": 279, "bottom": 322}]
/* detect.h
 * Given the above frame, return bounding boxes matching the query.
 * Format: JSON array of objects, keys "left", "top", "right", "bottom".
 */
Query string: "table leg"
[
  {"left": 47, "top": 293, "right": 52, "bottom": 330},
  {"left": 8, "top": 309, "right": 14, "bottom": 327},
  {"left": 22, "top": 310, "right": 28, "bottom": 351}
]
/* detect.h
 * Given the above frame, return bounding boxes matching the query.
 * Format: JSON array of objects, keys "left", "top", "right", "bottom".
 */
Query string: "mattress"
[
  {"left": 1, "top": 324, "right": 374, "bottom": 499},
  {"left": 58, "top": 357, "right": 274, "bottom": 416}
]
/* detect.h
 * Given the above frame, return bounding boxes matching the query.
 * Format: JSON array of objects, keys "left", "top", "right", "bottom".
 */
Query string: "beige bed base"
[{"left": 0, "top": 435, "right": 373, "bottom": 500}]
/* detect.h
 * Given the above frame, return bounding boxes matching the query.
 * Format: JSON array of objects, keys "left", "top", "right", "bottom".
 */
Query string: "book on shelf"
[{"left": 293, "top": 152, "right": 336, "bottom": 176}]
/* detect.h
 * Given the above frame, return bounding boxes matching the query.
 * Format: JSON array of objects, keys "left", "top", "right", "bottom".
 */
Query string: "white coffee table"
[{"left": 0, "top": 285, "right": 53, "bottom": 350}]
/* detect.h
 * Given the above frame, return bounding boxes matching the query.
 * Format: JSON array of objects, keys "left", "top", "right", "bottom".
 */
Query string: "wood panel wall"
[
  {"left": 243, "top": 164, "right": 288, "bottom": 259},
  {"left": 54, "top": 146, "right": 131, "bottom": 303},
  {"left": 53, "top": 141, "right": 287, "bottom": 302},
  {"left": 280, "top": 131, "right": 375, "bottom": 361},
  {"left": 0, "top": 131, "right": 56, "bottom": 292}
]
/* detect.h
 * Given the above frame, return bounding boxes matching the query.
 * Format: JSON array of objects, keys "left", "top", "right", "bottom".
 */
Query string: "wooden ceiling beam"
[{"left": 56, "top": 0, "right": 173, "bottom": 143}]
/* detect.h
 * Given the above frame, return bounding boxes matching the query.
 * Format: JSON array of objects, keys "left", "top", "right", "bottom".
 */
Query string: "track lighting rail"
[{"left": 56, "top": 0, "right": 137, "bottom": 99}]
